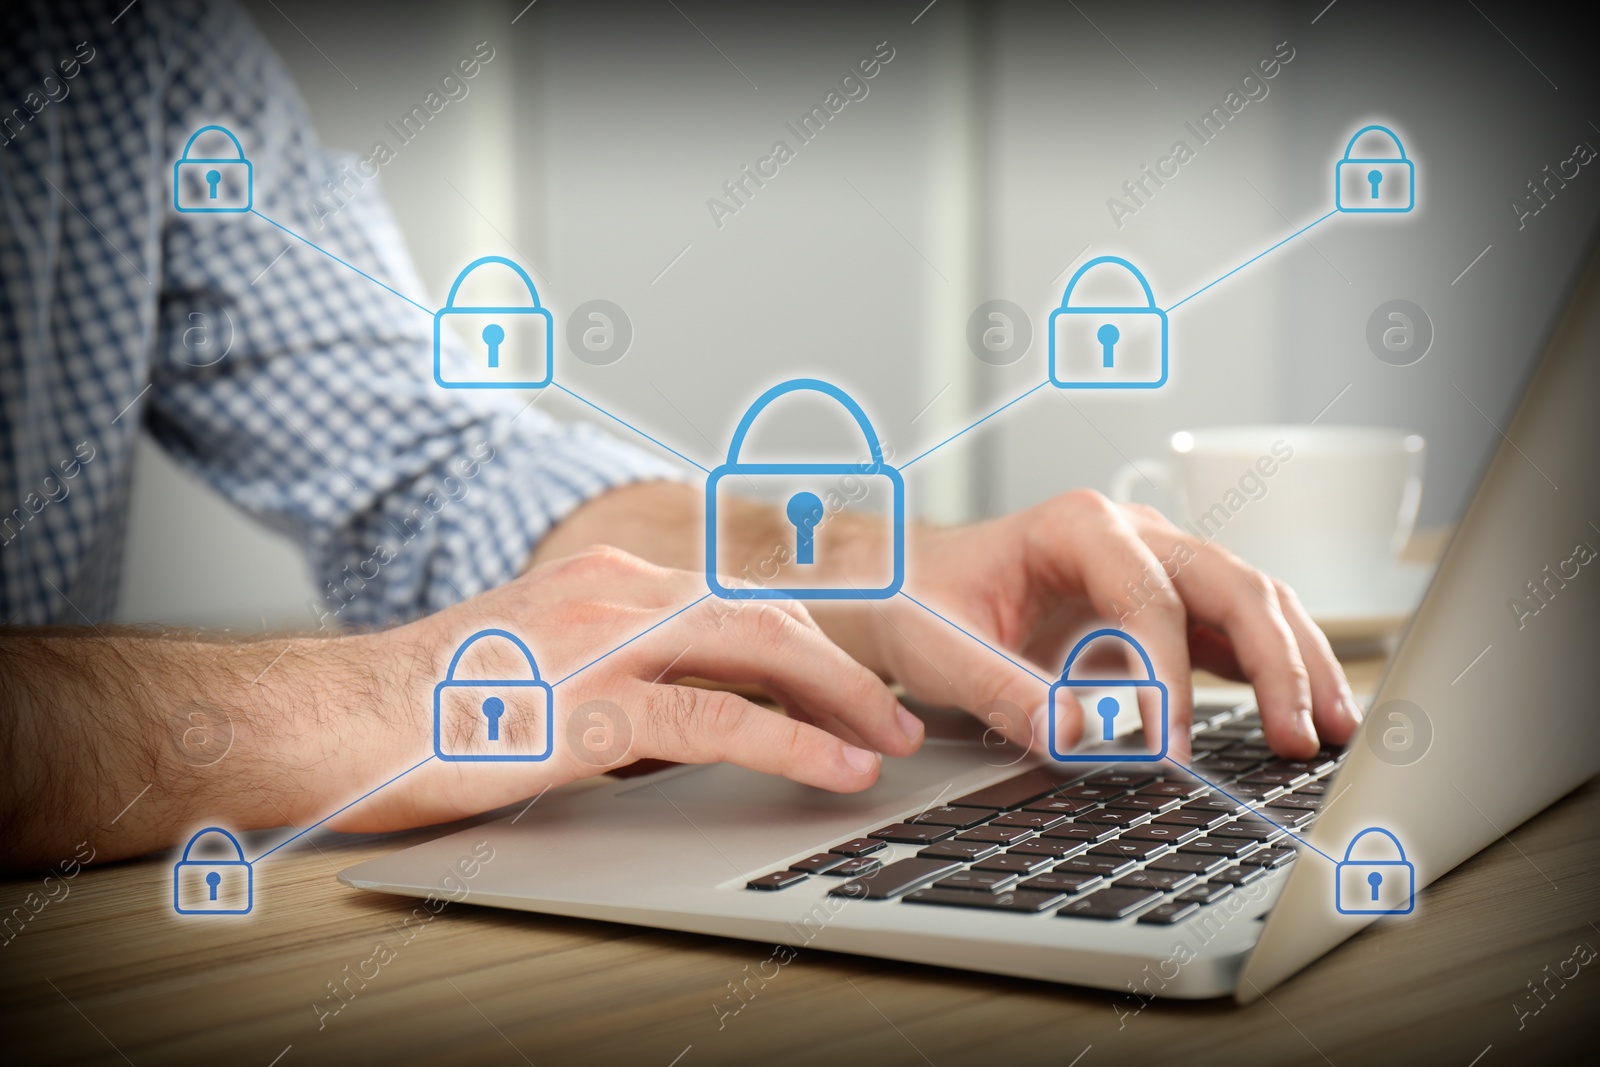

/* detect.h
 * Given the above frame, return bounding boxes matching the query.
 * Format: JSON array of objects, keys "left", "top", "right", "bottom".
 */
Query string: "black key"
[
  {"left": 935, "top": 870, "right": 1017, "bottom": 892},
  {"left": 1210, "top": 821, "right": 1281, "bottom": 842},
  {"left": 956, "top": 825, "right": 1037, "bottom": 846},
  {"left": 1055, "top": 854, "right": 1137, "bottom": 878},
  {"left": 1224, "top": 781, "right": 1283, "bottom": 802},
  {"left": 1039, "top": 822, "right": 1119, "bottom": 844},
  {"left": 1106, "top": 795, "right": 1184, "bottom": 814},
  {"left": 1057, "top": 886, "right": 1162, "bottom": 919},
  {"left": 1178, "top": 837, "right": 1261, "bottom": 859},
  {"left": 870, "top": 823, "right": 955, "bottom": 845},
  {"left": 1223, "top": 744, "right": 1277, "bottom": 761},
  {"left": 1175, "top": 883, "right": 1233, "bottom": 905},
  {"left": 949, "top": 768, "right": 1079, "bottom": 811},
  {"left": 1194, "top": 702, "right": 1244, "bottom": 725},
  {"left": 918, "top": 841, "right": 1001, "bottom": 862},
  {"left": 904, "top": 887, "right": 1064, "bottom": 913},
  {"left": 973, "top": 852, "right": 1056, "bottom": 875},
  {"left": 1182, "top": 795, "right": 1246, "bottom": 815},
  {"left": 1022, "top": 797, "right": 1095, "bottom": 817},
  {"left": 1123, "top": 823, "right": 1201, "bottom": 845},
  {"left": 1138, "top": 901, "right": 1201, "bottom": 925},
  {"left": 912, "top": 806, "right": 997, "bottom": 829},
  {"left": 1265, "top": 756, "right": 1337, "bottom": 775},
  {"left": 1090, "top": 838, "right": 1169, "bottom": 861},
  {"left": 1241, "top": 770, "right": 1310, "bottom": 788},
  {"left": 831, "top": 838, "right": 886, "bottom": 857},
  {"left": 1188, "top": 756, "right": 1260, "bottom": 777},
  {"left": 1206, "top": 725, "right": 1264, "bottom": 741},
  {"left": 830, "top": 857, "right": 962, "bottom": 899},
  {"left": 1146, "top": 851, "right": 1229, "bottom": 875},
  {"left": 1077, "top": 809, "right": 1150, "bottom": 829},
  {"left": 1191, "top": 734, "right": 1236, "bottom": 752},
  {"left": 1295, "top": 780, "right": 1328, "bottom": 796},
  {"left": 748, "top": 871, "right": 807, "bottom": 891},
  {"left": 1007, "top": 838, "right": 1089, "bottom": 859},
  {"left": 990, "top": 810, "right": 1067, "bottom": 831},
  {"left": 1259, "top": 806, "right": 1314, "bottom": 828},
  {"left": 1063, "top": 784, "right": 1131, "bottom": 802},
  {"left": 1138, "top": 780, "right": 1209, "bottom": 799},
  {"left": 1244, "top": 847, "right": 1298, "bottom": 869},
  {"left": 1155, "top": 809, "right": 1228, "bottom": 829},
  {"left": 789, "top": 853, "right": 847, "bottom": 875},
  {"left": 1089, "top": 770, "right": 1158, "bottom": 789},
  {"left": 1115, "top": 869, "right": 1197, "bottom": 893},
  {"left": 1210, "top": 864, "right": 1266, "bottom": 886},
  {"left": 1271, "top": 794, "right": 1323, "bottom": 811},
  {"left": 828, "top": 857, "right": 884, "bottom": 878},
  {"left": 1019, "top": 870, "right": 1103, "bottom": 895}
]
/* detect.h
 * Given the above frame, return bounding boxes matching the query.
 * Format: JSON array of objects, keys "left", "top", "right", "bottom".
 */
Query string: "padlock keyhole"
[
  {"left": 205, "top": 169, "right": 222, "bottom": 199},
  {"left": 1096, "top": 323, "right": 1120, "bottom": 368},
  {"left": 205, "top": 871, "right": 221, "bottom": 900},
  {"left": 1367, "top": 870, "right": 1383, "bottom": 900},
  {"left": 1367, "top": 169, "right": 1383, "bottom": 199},
  {"left": 481, "top": 696, "right": 506, "bottom": 742},
  {"left": 1096, "top": 696, "right": 1119, "bottom": 741},
  {"left": 481, "top": 323, "right": 505, "bottom": 368},
  {"left": 786, "top": 492, "right": 825, "bottom": 565}
]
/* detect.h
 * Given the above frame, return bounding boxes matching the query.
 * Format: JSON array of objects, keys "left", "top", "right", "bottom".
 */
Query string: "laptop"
[{"left": 341, "top": 233, "right": 1600, "bottom": 1001}]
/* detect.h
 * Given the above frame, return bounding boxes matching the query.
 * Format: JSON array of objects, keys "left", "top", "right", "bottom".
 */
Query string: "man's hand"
[{"left": 858, "top": 491, "right": 1363, "bottom": 762}]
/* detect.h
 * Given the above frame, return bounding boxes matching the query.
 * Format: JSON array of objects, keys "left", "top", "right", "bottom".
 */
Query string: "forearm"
[{"left": 0, "top": 628, "right": 407, "bottom": 870}]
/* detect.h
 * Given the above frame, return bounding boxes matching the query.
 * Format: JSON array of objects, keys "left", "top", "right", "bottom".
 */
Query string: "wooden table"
[{"left": 4, "top": 656, "right": 1596, "bottom": 1066}]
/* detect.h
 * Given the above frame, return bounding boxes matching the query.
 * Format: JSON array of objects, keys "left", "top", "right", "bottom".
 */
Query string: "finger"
[
  {"left": 1027, "top": 494, "right": 1194, "bottom": 759},
  {"left": 630, "top": 684, "right": 883, "bottom": 791},
  {"left": 1271, "top": 579, "right": 1363, "bottom": 746},
  {"left": 769, "top": 683, "right": 873, "bottom": 751},
  {"left": 653, "top": 600, "right": 922, "bottom": 756}
]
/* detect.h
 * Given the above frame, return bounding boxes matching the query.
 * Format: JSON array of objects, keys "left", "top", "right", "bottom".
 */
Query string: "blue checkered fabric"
[{"left": 0, "top": 0, "right": 681, "bottom": 628}]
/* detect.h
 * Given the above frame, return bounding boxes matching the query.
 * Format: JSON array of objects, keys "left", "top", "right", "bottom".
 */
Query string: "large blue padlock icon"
[
  {"left": 433, "top": 256, "right": 553, "bottom": 390},
  {"left": 173, "top": 827, "right": 253, "bottom": 915},
  {"left": 1047, "top": 628, "right": 1169, "bottom": 762},
  {"left": 1335, "top": 827, "right": 1415, "bottom": 915},
  {"left": 705, "top": 379, "right": 904, "bottom": 600},
  {"left": 1335, "top": 124, "right": 1414, "bottom": 214},
  {"left": 173, "top": 125, "right": 252, "bottom": 213},
  {"left": 434, "top": 629, "right": 554, "bottom": 762},
  {"left": 1049, "top": 256, "right": 1169, "bottom": 389}
]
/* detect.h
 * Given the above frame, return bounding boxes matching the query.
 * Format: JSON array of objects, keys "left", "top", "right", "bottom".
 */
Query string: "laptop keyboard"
[{"left": 743, "top": 702, "right": 1345, "bottom": 924}]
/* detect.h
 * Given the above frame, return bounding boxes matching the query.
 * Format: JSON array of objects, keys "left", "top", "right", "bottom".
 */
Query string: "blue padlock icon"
[
  {"left": 173, "top": 827, "right": 254, "bottom": 915},
  {"left": 434, "top": 629, "right": 554, "bottom": 762},
  {"left": 173, "top": 125, "right": 253, "bottom": 213},
  {"left": 1335, "top": 827, "right": 1415, "bottom": 915},
  {"left": 434, "top": 256, "right": 553, "bottom": 390},
  {"left": 1049, "top": 256, "right": 1169, "bottom": 389},
  {"left": 705, "top": 379, "right": 904, "bottom": 600},
  {"left": 1047, "top": 628, "right": 1168, "bottom": 762},
  {"left": 1335, "top": 124, "right": 1414, "bottom": 213}
]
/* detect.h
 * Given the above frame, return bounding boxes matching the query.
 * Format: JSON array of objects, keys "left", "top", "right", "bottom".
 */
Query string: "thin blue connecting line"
[
  {"left": 900, "top": 380, "right": 1051, "bottom": 470},
  {"left": 897, "top": 591, "right": 1053, "bottom": 686},
  {"left": 1165, "top": 208, "right": 1339, "bottom": 313},
  {"left": 553, "top": 383, "right": 713, "bottom": 474},
  {"left": 1162, "top": 757, "right": 1338, "bottom": 864},
  {"left": 552, "top": 593, "right": 714, "bottom": 687},
  {"left": 250, "top": 209, "right": 436, "bottom": 318},
  {"left": 252, "top": 754, "right": 437, "bottom": 862}
]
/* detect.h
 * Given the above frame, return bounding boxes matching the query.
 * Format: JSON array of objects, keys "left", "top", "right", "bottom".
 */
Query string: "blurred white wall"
[{"left": 117, "top": 0, "right": 1600, "bottom": 628}]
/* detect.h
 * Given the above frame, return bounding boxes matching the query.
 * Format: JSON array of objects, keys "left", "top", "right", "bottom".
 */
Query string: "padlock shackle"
[
  {"left": 443, "top": 628, "right": 544, "bottom": 682},
  {"left": 1058, "top": 627, "right": 1158, "bottom": 682},
  {"left": 1341, "top": 124, "right": 1407, "bottom": 161},
  {"left": 1342, "top": 826, "right": 1407, "bottom": 862},
  {"left": 1059, "top": 255, "right": 1158, "bottom": 311},
  {"left": 179, "top": 125, "right": 247, "bottom": 162},
  {"left": 181, "top": 826, "right": 247, "bottom": 862},
  {"left": 725, "top": 379, "right": 887, "bottom": 468},
  {"left": 442, "top": 256, "right": 544, "bottom": 311}
]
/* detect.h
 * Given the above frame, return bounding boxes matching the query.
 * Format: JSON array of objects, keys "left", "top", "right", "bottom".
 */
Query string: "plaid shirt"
[{"left": 1, "top": 0, "right": 677, "bottom": 628}]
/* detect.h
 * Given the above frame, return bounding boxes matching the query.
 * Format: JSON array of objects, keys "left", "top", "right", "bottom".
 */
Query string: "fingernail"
[
  {"left": 896, "top": 705, "right": 925, "bottom": 744},
  {"left": 842, "top": 745, "right": 879, "bottom": 774},
  {"left": 1030, "top": 704, "right": 1056, "bottom": 754},
  {"left": 1295, "top": 707, "right": 1317, "bottom": 746},
  {"left": 1341, "top": 686, "right": 1365, "bottom": 724}
]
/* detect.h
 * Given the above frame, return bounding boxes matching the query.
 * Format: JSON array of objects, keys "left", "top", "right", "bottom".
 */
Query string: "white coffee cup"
[{"left": 1110, "top": 425, "right": 1425, "bottom": 610}]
